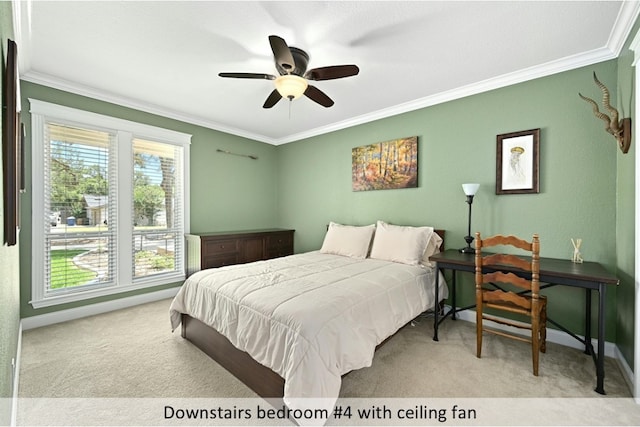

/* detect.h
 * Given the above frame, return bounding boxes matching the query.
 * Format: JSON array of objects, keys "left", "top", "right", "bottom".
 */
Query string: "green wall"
[
  {"left": 0, "top": 1, "right": 19, "bottom": 423},
  {"left": 18, "top": 82, "right": 280, "bottom": 318},
  {"left": 277, "top": 61, "right": 621, "bottom": 343}
]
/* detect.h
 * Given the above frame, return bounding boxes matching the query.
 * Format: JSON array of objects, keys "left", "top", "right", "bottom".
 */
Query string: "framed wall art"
[
  {"left": 3, "top": 39, "right": 19, "bottom": 245},
  {"left": 496, "top": 128, "right": 540, "bottom": 195},
  {"left": 352, "top": 136, "right": 418, "bottom": 192}
]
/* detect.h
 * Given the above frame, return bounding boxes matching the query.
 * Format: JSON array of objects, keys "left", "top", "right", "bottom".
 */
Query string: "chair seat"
[{"left": 484, "top": 294, "right": 547, "bottom": 316}]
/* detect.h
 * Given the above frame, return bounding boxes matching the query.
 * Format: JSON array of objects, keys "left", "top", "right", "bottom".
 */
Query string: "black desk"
[{"left": 430, "top": 249, "right": 619, "bottom": 394}]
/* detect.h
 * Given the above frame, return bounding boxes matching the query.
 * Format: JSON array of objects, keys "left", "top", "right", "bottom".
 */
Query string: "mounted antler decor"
[{"left": 579, "top": 72, "right": 631, "bottom": 154}]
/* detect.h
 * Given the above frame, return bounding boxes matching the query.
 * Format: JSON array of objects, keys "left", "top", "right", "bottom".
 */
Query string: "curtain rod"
[{"left": 216, "top": 149, "right": 258, "bottom": 160}]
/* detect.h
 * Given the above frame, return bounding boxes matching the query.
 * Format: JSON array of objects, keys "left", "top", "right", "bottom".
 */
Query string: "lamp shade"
[
  {"left": 274, "top": 75, "right": 308, "bottom": 100},
  {"left": 462, "top": 183, "right": 480, "bottom": 196}
]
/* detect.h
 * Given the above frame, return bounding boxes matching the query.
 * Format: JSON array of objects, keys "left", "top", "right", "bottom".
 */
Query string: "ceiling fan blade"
[
  {"left": 304, "top": 65, "right": 359, "bottom": 81},
  {"left": 219, "top": 72, "right": 276, "bottom": 80},
  {"left": 263, "top": 89, "right": 282, "bottom": 109},
  {"left": 304, "top": 85, "right": 334, "bottom": 108},
  {"left": 269, "top": 35, "right": 295, "bottom": 73}
]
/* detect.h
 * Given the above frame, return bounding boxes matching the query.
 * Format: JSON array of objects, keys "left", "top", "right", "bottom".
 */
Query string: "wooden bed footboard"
[
  {"left": 181, "top": 313, "right": 389, "bottom": 400},
  {"left": 181, "top": 314, "right": 285, "bottom": 398}
]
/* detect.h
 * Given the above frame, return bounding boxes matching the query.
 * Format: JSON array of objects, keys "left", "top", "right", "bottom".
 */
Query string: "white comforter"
[{"left": 169, "top": 251, "right": 447, "bottom": 409}]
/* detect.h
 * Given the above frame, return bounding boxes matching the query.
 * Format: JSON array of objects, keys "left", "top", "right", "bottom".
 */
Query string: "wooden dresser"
[{"left": 185, "top": 228, "right": 294, "bottom": 276}]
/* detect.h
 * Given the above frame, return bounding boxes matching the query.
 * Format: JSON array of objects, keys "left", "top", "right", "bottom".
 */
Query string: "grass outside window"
[{"left": 50, "top": 250, "right": 96, "bottom": 289}]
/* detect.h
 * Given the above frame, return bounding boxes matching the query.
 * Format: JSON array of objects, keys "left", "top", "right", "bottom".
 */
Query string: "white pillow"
[
  {"left": 369, "top": 221, "right": 434, "bottom": 265},
  {"left": 320, "top": 222, "right": 376, "bottom": 259},
  {"left": 421, "top": 231, "right": 443, "bottom": 267}
]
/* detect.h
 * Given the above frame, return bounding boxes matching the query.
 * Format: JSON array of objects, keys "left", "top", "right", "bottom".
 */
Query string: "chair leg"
[
  {"left": 540, "top": 304, "right": 547, "bottom": 353},
  {"left": 476, "top": 303, "right": 483, "bottom": 358},
  {"left": 532, "top": 317, "right": 540, "bottom": 376}
]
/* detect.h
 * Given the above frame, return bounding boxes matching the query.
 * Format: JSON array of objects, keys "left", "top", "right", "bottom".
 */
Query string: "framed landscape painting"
[{"left": 352, "top": 136, "right": 418, "bottom": 192}]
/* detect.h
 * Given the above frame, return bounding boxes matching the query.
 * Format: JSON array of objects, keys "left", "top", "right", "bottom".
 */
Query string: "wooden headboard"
[{"left": 435, "top": 229, "right": 445, "bottom": 251}]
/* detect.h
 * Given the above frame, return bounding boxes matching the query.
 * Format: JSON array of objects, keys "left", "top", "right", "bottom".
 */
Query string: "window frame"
[{"left": 30, "top": 99, "right": 191, "bottom": 308}]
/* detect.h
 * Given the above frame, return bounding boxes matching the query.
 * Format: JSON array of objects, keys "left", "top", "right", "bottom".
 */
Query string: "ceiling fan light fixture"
[
  {"left": 274, "top": 75, "right": 308, "bottom": 100},
  {"left": 219, "top": 35, "right": 357, "bottom": 108}
]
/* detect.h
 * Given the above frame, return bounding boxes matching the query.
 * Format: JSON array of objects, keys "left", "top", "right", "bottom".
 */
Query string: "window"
[
  {"left": 132, "top": 138, "right": 184, "bottom": 279},
  {"left": 45, "top": 124, "right": 116, "bottom": 293},
  {"left": 30, "top": 100, "right": 190, "bottom": 308}
]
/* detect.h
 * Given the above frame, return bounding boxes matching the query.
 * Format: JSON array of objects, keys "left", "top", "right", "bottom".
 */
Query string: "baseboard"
[
  {"left": 450, "top": 306, "right": 638, "bottom": 395},
  {"left": 614, "top": 345, "right": 635, "bottom": 395},
  {"left": 10, "top": 321, "right": 22, "bottom": 427},
  {"left": 446, "top": 306, "right": 618, "bottom": 358},
  {"left": 21, "top": 286, "right": 180, "bottom": 330},
  {"left": 14, "top": 287, "right": 180, "bottom": 425},
  {"left": 448, "top": 306, "right": 639, "bottom": 395}
]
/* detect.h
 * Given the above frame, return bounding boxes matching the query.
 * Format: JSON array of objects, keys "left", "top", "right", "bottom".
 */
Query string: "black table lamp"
[{"left": 460, "top": 183, "right": 480, "bottom": 254}]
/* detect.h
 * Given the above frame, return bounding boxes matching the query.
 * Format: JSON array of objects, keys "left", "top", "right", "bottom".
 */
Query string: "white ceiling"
[{"left": 13, "top": 1, "right": 640, "bottom": 145}]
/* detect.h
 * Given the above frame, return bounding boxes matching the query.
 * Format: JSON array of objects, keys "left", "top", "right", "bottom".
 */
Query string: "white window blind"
[
  {"left": 30, "top": 99, "right": 190, "bottom": 308},
  {"left": 132, "top": 138, "right": 184, "bottom": 280},
  {"left": 44, "top": 123, "right": 117, "bottom": 296}
]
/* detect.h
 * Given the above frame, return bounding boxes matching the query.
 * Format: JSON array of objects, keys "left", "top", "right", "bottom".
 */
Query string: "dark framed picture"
[
  {"left": 3, "top": 39, "right": 19, "bottom": 245},
  {"left": 496, "top": 128, "right": 540, "bottom": 195}
]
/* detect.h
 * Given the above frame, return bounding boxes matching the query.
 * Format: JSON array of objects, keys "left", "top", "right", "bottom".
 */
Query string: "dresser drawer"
[
  {"left": 266, "top": 232, "right": 294, "bottom": 258},
  {"left": 266, "top": 233, "right": 293, "bottom": 250},
  {"left": 203, "top": 254, "right": 239, "bottom": 269},
  {"left": 203, "top": 239, "right": 239, "bottom": 255},
  {"left": 266, "top": 247, "right": 293, "bottom": 259}
]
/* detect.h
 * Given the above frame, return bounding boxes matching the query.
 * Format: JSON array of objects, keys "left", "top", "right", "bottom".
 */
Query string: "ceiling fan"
[{"left": 218, "top": 35, "right": 360, "bottom": 108}]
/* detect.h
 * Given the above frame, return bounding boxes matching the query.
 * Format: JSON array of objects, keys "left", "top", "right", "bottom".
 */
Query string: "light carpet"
[{"left": 16, "top": 298, "right": 640, "bottom": 426}]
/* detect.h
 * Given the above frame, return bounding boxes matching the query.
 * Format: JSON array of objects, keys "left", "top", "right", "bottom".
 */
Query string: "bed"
[{"left": 169, "top": 221, "right": 448, "bottom": 411}]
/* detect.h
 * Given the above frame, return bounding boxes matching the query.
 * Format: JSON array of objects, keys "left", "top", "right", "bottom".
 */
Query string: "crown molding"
[
  {"left": 273, "top": 47, "right": 618, "bottom": 145},
  {"left": 608, "top": 0, "right": 640, "bottom": 56},
  {"left": 23, "top": 43, "right": 619, "bottom": 147},
  {"left": 20, "top": 71, "right": 280, "bottom": 144},
  {"left": 15, "top": 2, "right": 640, "bottom": 146},
  {"left": 12, "top": 0, "right": 29, "bottom": 72}
]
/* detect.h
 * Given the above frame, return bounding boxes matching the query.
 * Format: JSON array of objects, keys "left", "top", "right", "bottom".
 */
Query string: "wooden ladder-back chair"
[{"left": 474, "top": 232, "right": 547, "bottom": 376}]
